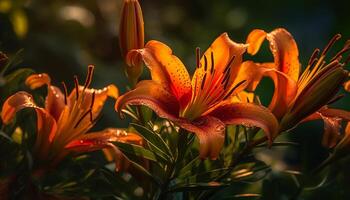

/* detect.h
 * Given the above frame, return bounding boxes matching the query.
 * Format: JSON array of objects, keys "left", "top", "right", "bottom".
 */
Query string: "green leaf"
[
  {"left": 131, "top": 123, "right": 173, "bottom": 161},
  {"left": 177, "top": 156, "right": 201, "bottom": 178},
  {"left": 168, "top": 182, "right": 229, "bottom": 193},
  {"left": 113, "top": 141, "right": 167, "bottom": 163}
]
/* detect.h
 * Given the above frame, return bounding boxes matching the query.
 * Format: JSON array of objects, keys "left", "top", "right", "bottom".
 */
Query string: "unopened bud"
[
  {"left": 119, "top": 0, "right": 144, "bottom": 86},
  {"left": 280, "top": 68, "right": 348, "bottom": 131}
]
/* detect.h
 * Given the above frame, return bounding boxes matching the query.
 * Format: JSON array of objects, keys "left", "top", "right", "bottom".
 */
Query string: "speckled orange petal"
[
  {"left": 246, "top": 29, "right": 267, "bottom": 55},
  {"left": 266, "top": 28, "right": 300, "bottom": 81},
  {"left": 176, "top": 116, "right": 225, "bottom": 159},
  {"left": 192, "top": 33, "right": 248, "bottom": 97},
  {"left": 115, "top": 80, "right": 180, "bottom": 120},
  {"left": 126, "top": 40, "right": 192, "bottom": 108},
  {"left": 1, "top": 91, "right": 57, "bottom": 159},
  {"left": 207, "top": 102, "right": 279, "bottom": 145}
]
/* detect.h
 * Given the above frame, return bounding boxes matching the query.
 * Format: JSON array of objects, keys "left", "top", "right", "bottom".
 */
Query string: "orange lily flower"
[
  {"left": 1, "top": 65, "right": 141, "bottom": 170},
  {"left": 246, "top": 28, "right": 349, "bottom": 132},
  {"left": 116, "top": 33, "right": 279, "bottom": 159}
]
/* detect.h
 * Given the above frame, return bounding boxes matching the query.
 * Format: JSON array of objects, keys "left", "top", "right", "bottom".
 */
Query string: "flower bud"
[
  {"left": 280, "top": 67, "right": 348, "bottom": 131},
  {"left": 119, "top": 0, "right": 144, "bottom": 86}
]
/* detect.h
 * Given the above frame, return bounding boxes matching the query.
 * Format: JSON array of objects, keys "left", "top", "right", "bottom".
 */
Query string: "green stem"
[
  {"left": 158, "top": 129, "right": 191, "bottom": 199},
  {"left": 198, "top": 136, "right": 268, "bottom": 200}
]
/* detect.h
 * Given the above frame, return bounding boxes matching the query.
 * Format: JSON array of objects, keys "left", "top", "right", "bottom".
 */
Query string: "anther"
[
  {"left": 210, "top": 51, "right": 214, "bottom": 74},
  {"left": 321, "top": 34, "right": 341, "bottom": 56},
  {"left": 204, "top": 55, "right": 208, "bottom": 71},
  {"left": 308, "top": 48, "right": 320, "bottom": 66},
  {"left": 223, "top": 55, "right": 235, "bottom": 74},
  {"left": 74, "top": 109, "right": 92, "bottom": 128},
  {"left": 223, "top": 80, "right": 246, "bottom": 100},
  {"left": 90, "top": 92, "right": 96, "bottom": 109},
  {"left": 201, "top": 73, "right": 207, "bottom": 90},
  {"left": 74, "top": 75, "right": 80, "bottom": 100},
  {"left": 331, "top": 47, "right": 350, "bottom": 62},
  {"left": 196, "top": 47, "right": 201, "bottom": 68},
  {"left": 84, "top": 65, "right": 94, "bottom": 90},
  {"left": 61, "top": 82, "right": 68, "bottom": 105}
]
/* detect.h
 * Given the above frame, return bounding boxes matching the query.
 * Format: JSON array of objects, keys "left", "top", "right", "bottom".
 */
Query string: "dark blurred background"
[{"left": 1, "top": 0, "right": 350, "bottom": 199}]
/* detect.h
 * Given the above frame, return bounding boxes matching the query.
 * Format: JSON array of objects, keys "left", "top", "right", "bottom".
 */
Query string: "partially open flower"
[
  {"left": 1, "top": 65, "right": 141, "bottom": 171},
  {"left": 246, "top": 28, "right": 349, "bottom": 132},
  {"left": 119, "top": 0, "right": 144, "bottom": 86}
]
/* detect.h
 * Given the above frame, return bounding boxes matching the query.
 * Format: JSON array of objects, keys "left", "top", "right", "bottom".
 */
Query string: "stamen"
[
  {"left": 90, "top": 92, "right": 96, "bottom": 109},
  {"left": 321, "top": 34, "right": 341, "bottom": 56},
  {"left": 308, "top": 48, "right": 320, "bottom": 65},
  {"left": 210, "top": 51, "right": 214, "bottom": 74},
  {"left": 74, "top": 109, "right": 92, "bottom": 128},
  {"left": 221, "top": 71, "right": 230, "bottom": 85},
  {"left": 204, "top": 55, "right": 208, "bottom": 71},
  {"left": 309, "top": 58, "right": 319, "bottom": 68},
  {"left": 74, "top": 75, "right": 80, "bottom": 100},
  {"left": 223, "top": 55, "right": 235, "bottom": 74},
  {"left": 201, "top": 73, "right": 207, "bottom": 89},
  {"left": 196, "top": 47, "right": 201, "bottom": 68},
  {"left": 223, "top": 80, "right": 246, "bottom": 100},
  {"left": 61, "top": 82, "right": 68, "bottom": 105},
  {"left": 330, "top": 47, "right": 350, "bottom": 62},
  {"left": 84, "top": 65, "right": 94, "bottom": 89},
  {"left": 223, "top": 77, "right": 230, "bottom": 90}
]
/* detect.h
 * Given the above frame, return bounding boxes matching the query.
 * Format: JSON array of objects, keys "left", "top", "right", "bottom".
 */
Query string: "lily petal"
[
  {"left": 266, "top": 28, "right": 300, "bottom": 81},
  {"left": 176, "top": 116, "right": 225, "bottom": 159},
  {"left": 26, "top": 73, "right": 66, "bottom": 120},
  {"left": 65, "top": 128, "right": 142, "bottom": 152},
  {"left": 2, "top": 91, "right": 38, "bottom": 124},
  {"left": 65, "top": 128, "right": 142, "bottom": 171},
  {"left": 207, "top": 102, "right": 279, "bottom": 144},
  {"left": 321, "top": 115, "right": 341, "bottom": 148},
  {"left": 246, "top": 29, "right": 267, "bottom": 55},
  {"left": 264, "top": 68, "right": 298, "bottom": 118},
  {"left": 192, "top": 33, "right": 248, "bottom": 98},
  {"left": 301, "top": 111, "right": 341, "bottom": 148},
  {"left": 25, "top": 73, "right": 51, "bottom": 89},
  {"left": 237, "top": 61, "right": 298, "bottom": 118},
  {"left": 126, "top": 40, "right": 192, "bottom": 108},
  {"left": 115, "top": 80, "right": 180, "bottom": 120},
  {"left": 1, "top": 91, "right": 57, "bottom": 159},
  {"left": 68, "top": 84, "right": 119, "bottom": 118}
]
